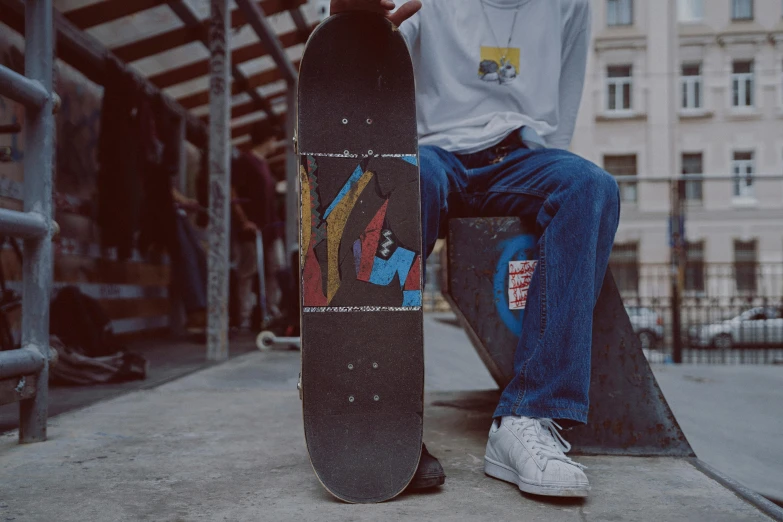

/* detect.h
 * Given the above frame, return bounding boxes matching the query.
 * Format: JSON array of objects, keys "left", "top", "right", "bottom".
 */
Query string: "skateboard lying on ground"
[{"left": 296, "top": 12, "right": 424, "bottom": 503}]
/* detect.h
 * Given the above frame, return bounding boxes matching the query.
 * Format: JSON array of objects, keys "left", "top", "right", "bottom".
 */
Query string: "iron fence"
[
  {"left": 617, "top": 262, "right": 783, "bottom": 364},
  {"left": 430, "top": 254, "right": 783, "bottom": 364},
  {"left": 609, "top": 174, "right": 783, "bottom": 364}
]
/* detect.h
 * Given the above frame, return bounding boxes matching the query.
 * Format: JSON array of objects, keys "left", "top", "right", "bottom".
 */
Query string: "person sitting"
[{"left": 331, "top": 0, "right": 619, "bottom": 497}]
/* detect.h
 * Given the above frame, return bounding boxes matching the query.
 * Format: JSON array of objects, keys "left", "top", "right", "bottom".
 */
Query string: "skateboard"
[{"left": 297, "top": 12, "right": 424, "bottom": 503}]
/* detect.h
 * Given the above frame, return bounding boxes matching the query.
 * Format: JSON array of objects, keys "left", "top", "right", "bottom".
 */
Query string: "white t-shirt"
[{"left": 394, "top": 0, "right": 591, "bottom": 153}]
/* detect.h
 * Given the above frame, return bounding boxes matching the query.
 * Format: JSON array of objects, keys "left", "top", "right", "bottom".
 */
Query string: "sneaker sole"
[
  {"left": 407, "top": 473, "right": 446, "bottom": 490},
  {"left": 484, "top": 457, "right": 590, "bottom": 498}
]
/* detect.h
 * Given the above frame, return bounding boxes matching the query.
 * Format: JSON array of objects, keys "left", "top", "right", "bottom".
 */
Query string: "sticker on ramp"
[{"left": 508, "top": 260, "right": 537, "bottom": 310}]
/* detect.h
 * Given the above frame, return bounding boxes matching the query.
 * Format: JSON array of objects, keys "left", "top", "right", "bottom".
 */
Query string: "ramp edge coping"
[{"left": 689, "top": 458, "right": 783, "bottom": 521}]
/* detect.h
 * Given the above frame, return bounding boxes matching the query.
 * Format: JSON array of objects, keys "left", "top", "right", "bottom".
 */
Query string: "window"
[
  {"left": 607, "top": 65, "right": 633, "bottom": 112},
  {"left": 732, "top": 151, "right": 754, "bottom": 199},
  {"left": 604, "top": 154, "right": 638, "bottom": 203},
  {"left": 734, "top": 239, "right": 757, "bottom": 293},
  {"left": 682, "top": 152, "right": 703, "bottom": 202},
  {"left": 681, "top": 64, "right": 702, "bottom": 110},
  {"left": 607, "top": 0, "right": 633, "bottom": 26},
  {"left": 685, "top": 241, "right": 705, "bottom": 292},
  {"left": 678, "top": 0, "right": 704, "bottom": 22},
  {"left": 732, "top": 0, "right": 753, "bottom": 20},
  {"left": 680, "top": 63, "right": 702, "bottom": 110},
  {"left": 610, "top": 242, "right": 639, "bottom": 294},
  {"left": 732, "top": 61, "right": 754, "bottom": 108}
]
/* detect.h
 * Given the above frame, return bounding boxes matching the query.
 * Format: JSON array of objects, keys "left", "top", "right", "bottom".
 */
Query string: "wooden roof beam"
[
  {"left": 200, "top": 92, "right": 286, "bottom": 122},
  {"left": 166, "top": 0, "right": 280, "bottom": 127},
  {"left": 148, "top": 26, "right": 311, "bottom": 89},
  {"left": 235, "top": 0, "right": 297, "bottom": 85},
  {"left": 64, "top": 0, "right": 167, "bottom": 30},
  {"left": 112, "top": 0, "right": 306, "bottom": 63},
  {"left": 177, "top": 60, "right": 299, "bottom": 110},
  {"left": 0, "top": 0, "right": 208, "bottom": 148},
  {"left": 237, "top": 142, "right": 286, "bottom": 167},
  {"left": 230, "top": 112, "right": 288, "bottom": 139},
  {"left": 231, "top": 120, "right": 261, "bottom": 140}
]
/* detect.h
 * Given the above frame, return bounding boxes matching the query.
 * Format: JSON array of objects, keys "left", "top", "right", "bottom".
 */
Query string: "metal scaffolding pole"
[
  {"left": 0, "top": 207, "right": 48, "bottom": 238},
  {"left": 0, "top": 64, "right": 49, "bottom": 109},
  {"left": 206, "top": 0, "right": 232, "bottom": 361},
  {"left": 18, "top": 0, "right": 54, "bottom": 443},
  {"left": 0, "top": 348, "right": 44, "bottom": 380}
]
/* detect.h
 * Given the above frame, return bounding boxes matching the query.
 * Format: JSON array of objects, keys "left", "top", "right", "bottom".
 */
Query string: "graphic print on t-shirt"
[{"left": 478, "top": 46, "right": 520, "bottom": 85}]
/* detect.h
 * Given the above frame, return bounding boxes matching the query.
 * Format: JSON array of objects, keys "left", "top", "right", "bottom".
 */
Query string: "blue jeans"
[
  {"left": 174, "top": 213, "right": 207, "bottom": 314},
  {"left": 420, "top": 143, "right": 620, "bottom": 424}
]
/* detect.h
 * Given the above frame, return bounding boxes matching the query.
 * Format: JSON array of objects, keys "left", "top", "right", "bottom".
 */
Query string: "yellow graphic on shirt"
[{"left": 478, "top": 46, "right": 520, "bottom": 85}]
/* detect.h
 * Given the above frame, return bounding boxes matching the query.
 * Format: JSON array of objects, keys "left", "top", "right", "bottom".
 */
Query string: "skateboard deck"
[{"left": 297, "top": 12, "right": 424, "bottom": 504}]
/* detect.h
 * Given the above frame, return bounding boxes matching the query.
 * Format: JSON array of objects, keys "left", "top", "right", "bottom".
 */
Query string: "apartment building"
[{"left": 571, "top": 0, "right": 783, "bottom": 296}]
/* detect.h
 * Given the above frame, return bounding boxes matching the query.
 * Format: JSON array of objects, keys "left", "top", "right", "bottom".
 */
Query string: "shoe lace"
[{"left": 510, "top": 417, "right": 586, "bottom": 470}]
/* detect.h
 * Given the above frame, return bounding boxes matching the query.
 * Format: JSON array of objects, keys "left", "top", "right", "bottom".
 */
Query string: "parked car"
[
  {"left": 688, "top": 307, "right": 783, "bottom": 350},
  {"left": 626, "top": 306, "right": 664, "bottom": 351}
]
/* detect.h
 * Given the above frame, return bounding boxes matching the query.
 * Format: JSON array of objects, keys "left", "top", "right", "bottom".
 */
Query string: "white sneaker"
[{"left": 484, "top": 416, "right": 590, "bottom": 497}]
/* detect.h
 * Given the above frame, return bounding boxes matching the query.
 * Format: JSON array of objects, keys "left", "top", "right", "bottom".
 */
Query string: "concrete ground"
[
  {"left": 654, "top": 364, "right": 783, "bottom": 504},
  {"left": 430, "top": 314, "right": 783, "bottom": 505},
  {"left": 0, "top": 316, "right": 780, "bottom": 521},
  {"left": 0, "top": 334, "right": 260, "bottom": 433}
]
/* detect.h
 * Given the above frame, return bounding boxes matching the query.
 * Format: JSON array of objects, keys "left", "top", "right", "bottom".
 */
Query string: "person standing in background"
[{"left": 230, "top": 120, "right": 282, "bottom": 329}]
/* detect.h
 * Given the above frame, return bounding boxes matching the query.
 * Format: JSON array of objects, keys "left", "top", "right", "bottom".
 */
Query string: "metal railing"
[
  {"left": 618, "top": 263, "right": 783, "bottom": 364},
  {"left": 0, "top": 0, "right": 56, "bottom": 442}
]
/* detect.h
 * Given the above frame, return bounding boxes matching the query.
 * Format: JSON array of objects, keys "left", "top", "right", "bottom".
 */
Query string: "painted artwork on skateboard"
[{"left": 300, "top": 154, "right": 422, "bottom": 312}]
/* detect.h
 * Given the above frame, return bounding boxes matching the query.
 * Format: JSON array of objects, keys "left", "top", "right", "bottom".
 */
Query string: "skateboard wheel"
[
  {"left": 341, "top": 118, "right": 348, "bottom": 124},
  {"left": 256, "top": 331, "right": 275, "bottom": 351},
  {"left": 366, "top": 118, "right": 372, "bottom": 124}
]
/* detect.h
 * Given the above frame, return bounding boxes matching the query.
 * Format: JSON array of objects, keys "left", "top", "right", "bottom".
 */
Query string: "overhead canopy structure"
[
  {"left": 0, "top": 0, "right": 318, "bottom": 363},
  {"left": 0, "top": 0, "right": 318, "bottom": 178}
]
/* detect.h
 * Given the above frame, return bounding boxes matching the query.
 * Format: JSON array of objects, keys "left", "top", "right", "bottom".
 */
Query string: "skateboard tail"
[
  {"left": 300, "top": 309, "right": 424, "bottom": 503},
  {"left": 304, "top": 412, "right": 423, "bottom": 503}
]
